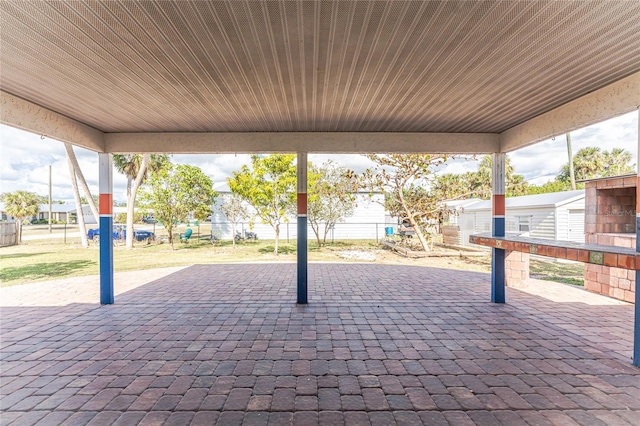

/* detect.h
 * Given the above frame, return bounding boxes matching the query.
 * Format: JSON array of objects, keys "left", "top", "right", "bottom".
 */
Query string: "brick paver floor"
[{"left": 1, "top": 263, "right": 638, "bottom": 425}]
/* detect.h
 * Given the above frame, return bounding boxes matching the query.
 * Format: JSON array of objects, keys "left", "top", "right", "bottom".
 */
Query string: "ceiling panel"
[{"left": 1, "top": 0, "right": 639, "bottom": 134}]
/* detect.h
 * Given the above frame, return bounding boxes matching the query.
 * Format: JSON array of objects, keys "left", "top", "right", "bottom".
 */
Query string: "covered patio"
[
  {"left": 1, "top": 1, "right": 640, "bottom": 423},
  {"left": 1, "top": 264, "right": 638, "bottom": 425}
]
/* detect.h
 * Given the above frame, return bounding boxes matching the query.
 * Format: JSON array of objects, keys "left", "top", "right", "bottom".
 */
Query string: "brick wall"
[
  {"left": 584, "top": 175, "right": 636, "bottom": 302},
  {"left": 505, "top": 250, "right": 529, "bottom": 288},
  {"left": 584, "top": 233, "right": 636, "bottom": 303}
]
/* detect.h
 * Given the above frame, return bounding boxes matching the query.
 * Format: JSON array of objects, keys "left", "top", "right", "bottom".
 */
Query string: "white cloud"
[
  {"left": 510, "top": 111, "right": 638, "bottom": 183},
  {"left": 1, "top": 111, "right": 637, "bottom": 198}
]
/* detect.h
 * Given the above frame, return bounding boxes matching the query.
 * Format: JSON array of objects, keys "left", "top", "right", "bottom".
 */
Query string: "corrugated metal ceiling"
[{"left": 1, "top": 0, "right": 639, "bottom": 133}]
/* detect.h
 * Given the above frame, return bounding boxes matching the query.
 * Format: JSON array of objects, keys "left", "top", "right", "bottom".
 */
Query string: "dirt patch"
[{"left": 335, "top": 250, "right": 380, "bottom": 261}]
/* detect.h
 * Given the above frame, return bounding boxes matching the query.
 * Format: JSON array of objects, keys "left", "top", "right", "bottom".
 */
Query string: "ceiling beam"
[
  {"left": 1, "top": 91, "right": 105, "bottom": 152},
  {"left": 500, "top": 71, "right": 640, "bottom": 153},
  {"left": 105, "top": 132, "right": 500, "bottom": 154}
]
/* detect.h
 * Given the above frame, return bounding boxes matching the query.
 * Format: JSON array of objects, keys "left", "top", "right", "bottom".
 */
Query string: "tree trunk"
[
  {"left": 398, "top": 185, "right": 430, "bottom": 252},
  {"left": 566, "top": 133, "right": 576, "bottom": 190},
  {"left": 67, "top": 153, "right": 88, "bottom": 248},
  {"left": 16, "top": 219, "right": 23, "bottom": 244},
  {"left": 167, "top": 223, "right": 174, "bottom": 249},
  {"left": 322, "top": 222, "right": 333, "bottom": 246},
  {"left": 309, "top": 220, "right": 322, "bottom": 247},
  {"left": 231, "top": 222, "right": 236, "bottom": 248},
  {"left": 64, "top": 143, "right": 99, "bottom": 223},
  {"left": 410, "top": 217, "right": 431, "bottom": 252},
  {"left": 126, "top": 177, "right": 133, "bottom": 199},
  {"left": 125, "top": 154, "right": 150, "bottom": 249},
  {"left": 274, "top": 223, "right": 280, "bottom": 255}
]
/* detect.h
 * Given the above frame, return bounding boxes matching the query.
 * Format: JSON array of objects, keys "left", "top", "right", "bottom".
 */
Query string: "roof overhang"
[{"left": 1, "top": 1, "right": 639, "bottom": 154}]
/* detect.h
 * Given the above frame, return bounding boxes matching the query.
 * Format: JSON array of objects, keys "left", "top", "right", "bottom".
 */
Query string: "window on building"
[{"left": 517, "top": 215, "right": 531, "bottom": 232}]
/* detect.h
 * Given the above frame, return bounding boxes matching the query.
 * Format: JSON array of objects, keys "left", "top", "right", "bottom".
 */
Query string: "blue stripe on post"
[
  {"left": 491, "top": 216, "right": 505, "bottom": 303},
  {"left": 634, "top": 216, "right": 640, "bottom": 367},
  {"left": 492, "top": 216, "right": 505, "bottom": 237},
  {"left": 100, "top": 215, "right": 114, "bottom": 305},
  {"left": 297, "top": 215, "right": 308, "bottom": 304},
  {"left": 492, "top": 248, "right": 505, "bottom": 303},
  {"left": 634, "top": 270, "right": 640, "bottom": 367}
]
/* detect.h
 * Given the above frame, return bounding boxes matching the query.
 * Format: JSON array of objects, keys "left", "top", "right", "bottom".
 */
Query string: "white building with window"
[
  {"left": 454, "top": 190, "right": 585, "bottom": 247},
  {"left": 210, "top": 184, "right": 389, "bottom": 241}
]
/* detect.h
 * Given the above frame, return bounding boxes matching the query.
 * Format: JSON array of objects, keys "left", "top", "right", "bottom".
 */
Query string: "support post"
[
  {"left": 491, "top": 153, "right": 506, "bottom": 303},
  {"left": 99, "top": 153, "right": 114, "bottom": 305},
  {"left": 634, "top": 110, "right": 640, "bottom": 367},
  {"left": 297, "top": 152, "right": 308, "bottom": 304}
]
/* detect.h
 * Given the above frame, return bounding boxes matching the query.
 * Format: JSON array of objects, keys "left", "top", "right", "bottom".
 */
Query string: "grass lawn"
[
  {"left": 0, "top": 236, "right": 584, "bottom": 288},
  {"left": 530, "top": 259, "right": 584, "bottom": 286}
]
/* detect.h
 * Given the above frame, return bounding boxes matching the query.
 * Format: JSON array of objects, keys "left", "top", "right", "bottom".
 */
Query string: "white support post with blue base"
[
  {"left": 491, "top": 152, "right": 506, "bottom": 303},
  {"left": 634, "top": 110, "right": 640, "bottom": 367},
  {"left": 297, "top": 152, "right": 308, "bottom": 304},
  {"left": 99, "top": 153, "right": 114, "bottom": 305}
]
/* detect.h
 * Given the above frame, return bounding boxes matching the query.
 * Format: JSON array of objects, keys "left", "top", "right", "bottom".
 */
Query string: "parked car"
[
  {"left": 142, "top": 215, "right": 157, "bottom": 224},
  {"left": 88, "top": 226, "right": 155, "bottom": 242}
]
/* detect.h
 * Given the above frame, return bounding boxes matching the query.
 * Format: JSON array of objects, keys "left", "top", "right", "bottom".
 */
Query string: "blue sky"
[{"left": 0, "top": 111, "right": 637, "bottom": 204}]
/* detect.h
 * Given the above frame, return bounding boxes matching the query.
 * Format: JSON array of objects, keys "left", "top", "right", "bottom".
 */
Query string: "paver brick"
[
  {"left": 271, "top": 388, "right": 296, "bottom": 411},
  {"left": 243, "top": 411, "right": 269, "bottom": 426},
  {"left": 1, "top": 264, "right": 638, "bottom": 424},
  {"left": 319, "top": 411, "right": 345, "bottom": 426},
  {"left": 293, "top": 411, "right": 318, "bottom": 426},
  {"left": 190, "top": 411, "right": 220, "bottom": 426}
]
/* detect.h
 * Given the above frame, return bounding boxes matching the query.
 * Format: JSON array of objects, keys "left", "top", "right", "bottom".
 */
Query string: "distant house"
[
  {"left": 211, "top": 183, "right": 388, "bottom": 240},
  {"left": 0, "top": 202, "right": 97, "bottom": 224},
  {"left": 454, "top": 190, "right": 585, "bottom": 247},
  {"left": 34, "top": 203, "right": 77, "bottom": 223}
]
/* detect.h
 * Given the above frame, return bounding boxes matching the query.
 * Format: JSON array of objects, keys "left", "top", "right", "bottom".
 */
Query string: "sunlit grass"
[{"left": 1, "top": 237, "right": 585, "bottom": 288}]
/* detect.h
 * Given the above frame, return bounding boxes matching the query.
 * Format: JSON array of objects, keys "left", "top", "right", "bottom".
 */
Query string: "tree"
[
  {"left": 113, "top": 154, "right": 169, "bottom": 248},
  {"left": 80, "top": 195, "right": 99, "bottom": 207},
  {"left": 228, "top": 154, "right": 297, "bottom": 255},
  {"left": 557, "top": 146, "right": 635, "bottom": 186},
  {"left": 308, "top": 161, "right": 357, "bottom": 247},
  {"left": 359, "top": 154, "right": 454, "bottom": 252},
  {"left": 0, "top": 190, "right": 44, "bottom": 242},
  {"left": 219, "top": 194, "right": 249, "bottom": 248},
  {"left": 526, "top": 179, "right": 570, "bottom": 195},
  {"left": 435, "top": 155, "right": 528, "bottom": 200},
  {"left": 603, "top": 148, "right": 635, "bottom": 177},
  {"left": 139, "top": 163, "right": 217, "bottom": 249}
]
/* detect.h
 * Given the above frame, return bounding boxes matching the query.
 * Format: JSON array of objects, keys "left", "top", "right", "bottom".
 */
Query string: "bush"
[
  {"left": 30, "top": 219, "right": 64, "bottom": 225},
  {"left": 114, "top": 212, "right": 144, "bottom": 224}
]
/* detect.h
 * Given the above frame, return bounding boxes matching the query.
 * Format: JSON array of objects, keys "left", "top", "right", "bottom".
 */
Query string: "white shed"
[
  {"left": 211, "top": 183, "right": 387, "bottom": 241},
  {"left": 458, "top": 190, "right": 585, "bottom": 247}
]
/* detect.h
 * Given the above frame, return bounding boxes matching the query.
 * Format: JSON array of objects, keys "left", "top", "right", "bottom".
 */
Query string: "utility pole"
[
  {"left": 49, "top": 164, "right": 52, "bottom": 233},
  {"left": 566, "top": 133, "right": 576, "bottom": 190}
]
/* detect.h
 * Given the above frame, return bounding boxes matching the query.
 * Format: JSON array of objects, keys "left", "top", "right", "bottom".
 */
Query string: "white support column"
[
  {"left": 99, "top": 153, "right": 114, "bottom": 305},
  {"left": 634, "top": 109, "right": 640, "bottom": 367},
  {"left": 492, "top": 153, "right": 506, "bottom": 303},
  {"left": 297, "top": 152, "right": 308, "bottom": 304}
]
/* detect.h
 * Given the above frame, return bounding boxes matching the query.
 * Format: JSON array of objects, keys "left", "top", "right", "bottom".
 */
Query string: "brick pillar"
[{"left": 505, "top": 250, "right": 530, "bottom": 288}]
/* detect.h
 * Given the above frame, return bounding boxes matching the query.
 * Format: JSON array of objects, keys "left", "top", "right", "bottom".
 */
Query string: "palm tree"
[
  {"left": 0, "top": 190, "right": 43, "bottom": 243},
  {"left": 113, "top": 154, "right": 169, "bottom": 248},
  {"left": 603, "top": 148, "right": 634, "bottom": 176},
  {"left": 559, "top": 147, "right": 634, "bottom": 183}
]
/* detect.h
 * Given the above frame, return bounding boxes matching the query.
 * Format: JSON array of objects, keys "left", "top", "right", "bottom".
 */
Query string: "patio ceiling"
[{"left": 1, "top": 0, "right": 639, "bottom": 154}]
